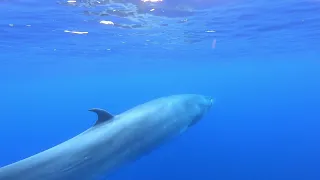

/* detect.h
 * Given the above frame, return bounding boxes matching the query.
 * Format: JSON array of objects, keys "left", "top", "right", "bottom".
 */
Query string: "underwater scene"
[{"left": 0, "top": 0, "right": 319, "bottom": 179}]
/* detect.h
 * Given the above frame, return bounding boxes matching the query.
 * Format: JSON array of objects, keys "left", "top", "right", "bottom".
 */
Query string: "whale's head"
[
  {"left": 172, "top": 94, "right": 214, "bottom": 128},
  {"left": 186, "top": 95, "right": 214, "bottom": 127}
]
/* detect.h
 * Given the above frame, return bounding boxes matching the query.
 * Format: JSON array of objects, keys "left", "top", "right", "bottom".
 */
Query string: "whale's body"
[{"left": 0, "top": 94, "right": 213, "bottom": 180}]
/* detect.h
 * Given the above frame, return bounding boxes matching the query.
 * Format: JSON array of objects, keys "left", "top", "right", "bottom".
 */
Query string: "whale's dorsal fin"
[{"left": 89, "top": 108, "right": 114, "bottom": 126}]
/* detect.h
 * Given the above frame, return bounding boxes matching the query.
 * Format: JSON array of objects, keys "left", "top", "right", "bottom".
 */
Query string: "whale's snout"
[
  {"left": 206, "top": 96, "right": 214, "bottom": 109},
  {"left": 210, "top": 97, "right": 214, "bottom": 106},
  {"left": 187, "top": 95, "right": 214, "bottom": 127}
]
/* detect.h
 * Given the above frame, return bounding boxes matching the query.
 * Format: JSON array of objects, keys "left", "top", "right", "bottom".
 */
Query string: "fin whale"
[{"left": 0, "top": 94, "right": 214, "bottom": 180}]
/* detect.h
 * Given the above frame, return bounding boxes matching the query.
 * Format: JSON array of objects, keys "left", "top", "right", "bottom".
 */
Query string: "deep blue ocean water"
[{"left": 1, "top": 0, "right": 320, "bottom": 179}]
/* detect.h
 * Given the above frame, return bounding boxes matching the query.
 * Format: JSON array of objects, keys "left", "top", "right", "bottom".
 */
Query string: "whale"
[{"left": 0, "top": 94, "right": 213, "bottom": 180}]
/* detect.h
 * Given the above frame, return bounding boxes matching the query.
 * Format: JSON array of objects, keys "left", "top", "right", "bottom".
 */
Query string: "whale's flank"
[{"left": 0, "top": 94, "right": 213, "bottom": 180}]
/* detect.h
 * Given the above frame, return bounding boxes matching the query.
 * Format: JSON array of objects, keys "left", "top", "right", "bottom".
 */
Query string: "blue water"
[{"left": 1, "top": 0, "right": 320, "bottom": 179}]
